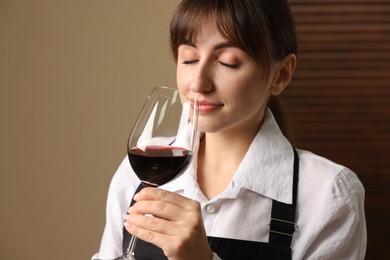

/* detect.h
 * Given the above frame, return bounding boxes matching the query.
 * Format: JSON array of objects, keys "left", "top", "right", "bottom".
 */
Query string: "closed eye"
[
  {"left": 220, "top": 62, "right": 239, "bottom": 69},
  {"left": 182, "top": 60, "right": 198, "bottom": 65}
]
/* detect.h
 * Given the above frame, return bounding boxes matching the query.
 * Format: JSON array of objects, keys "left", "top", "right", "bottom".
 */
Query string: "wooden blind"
[{"left": 284, "top": 0, "right": 390, "bottom": 258}]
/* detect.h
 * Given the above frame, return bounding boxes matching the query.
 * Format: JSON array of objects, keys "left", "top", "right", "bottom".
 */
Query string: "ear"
[{"left": 270, "top": 53, "right": 297, "bottom": 95}]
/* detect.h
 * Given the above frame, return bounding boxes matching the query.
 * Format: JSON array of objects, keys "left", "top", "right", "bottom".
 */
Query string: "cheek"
[
  {"left": 176, "top": 66, "right": 190, "bottom": 92},
  {"left": 232, "top": 74, "right": 271, "bottom": 110}
]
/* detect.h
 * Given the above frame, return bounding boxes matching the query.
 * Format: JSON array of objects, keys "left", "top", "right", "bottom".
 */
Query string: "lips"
[{"left": 191, "top": 100, "right": 223, "bottom": 113}]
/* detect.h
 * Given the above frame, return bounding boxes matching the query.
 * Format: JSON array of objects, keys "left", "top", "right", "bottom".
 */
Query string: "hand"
[{"left": 124, "top": 187, "right": 213, "bottom": 260}]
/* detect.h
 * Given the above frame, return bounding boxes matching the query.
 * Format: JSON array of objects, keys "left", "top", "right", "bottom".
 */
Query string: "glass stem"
[{"left": 124, "top": 235, "right": 137, "bottom": 258}]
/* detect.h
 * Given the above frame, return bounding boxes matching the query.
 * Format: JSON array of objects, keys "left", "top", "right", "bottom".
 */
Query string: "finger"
[
  {"left": 125, "top": 213, "right": 175, "bottom": 235},
  {"left": 129, "top": 200, "right": 194, "bottom": 222},
  {"left": 128, "top": 201, "right": 205, "bottom": 239},
  {"left": 125, "top": 213, "right": 210, "bottom": 260},
  {"left": 124, "top": 217, "right": 173, "bottom": 250},
  {"left": 135, "top": 187, "right": 199, "bottom": 210}
]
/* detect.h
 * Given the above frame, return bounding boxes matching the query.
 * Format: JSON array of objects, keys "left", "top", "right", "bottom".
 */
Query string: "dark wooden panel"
[{"left": 286, "top": 1, "right": 390, "bottom": 258}]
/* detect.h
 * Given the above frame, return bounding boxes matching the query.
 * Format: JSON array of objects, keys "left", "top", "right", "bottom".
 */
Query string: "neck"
[{"left": 196, "top": 114, "right": 264, "bottom": 199}]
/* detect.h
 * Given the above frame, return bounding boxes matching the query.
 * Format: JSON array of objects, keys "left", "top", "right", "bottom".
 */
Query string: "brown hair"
[{"left": 170, "top": 0, "right": 297, "bottom": 140}]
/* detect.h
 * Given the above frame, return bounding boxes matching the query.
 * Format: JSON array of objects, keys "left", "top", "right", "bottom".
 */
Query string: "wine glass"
[
  {"left": 128, "top": 86, "right": 198, "bottom": 188},
  {"left": 95, "top": 86, "right": 198, "bottom": 260}
]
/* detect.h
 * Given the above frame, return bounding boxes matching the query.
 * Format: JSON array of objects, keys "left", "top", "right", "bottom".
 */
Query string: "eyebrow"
[{"left": 181, "top": 39, "right": 239, "bottom": 50}]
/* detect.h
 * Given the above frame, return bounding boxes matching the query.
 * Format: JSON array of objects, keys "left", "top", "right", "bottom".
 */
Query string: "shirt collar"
[
  {"left": 163, "top": 109, "right": 295, "bottom": 204},
  {"left": 230, "top": 109, "right": 295, "bottom": 204}
]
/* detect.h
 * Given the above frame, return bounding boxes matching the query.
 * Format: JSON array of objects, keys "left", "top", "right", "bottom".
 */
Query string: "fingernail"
[
  {"left": 133, "top": 193, "right": 139, "bottom": 201},
  {"left": 124, "top": 221, "right": 131, "bottom": 228},
  {"left": 127, "top": 206, "right": 133, "bottom": 214}
]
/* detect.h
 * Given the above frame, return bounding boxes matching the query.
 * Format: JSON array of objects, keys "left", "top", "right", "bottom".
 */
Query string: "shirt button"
[{"left": 206, "top": 204, "right": 217, "bottom": 214}]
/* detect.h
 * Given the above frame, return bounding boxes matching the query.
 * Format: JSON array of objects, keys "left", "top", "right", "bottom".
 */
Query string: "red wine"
[{"left": 128, "top": 146, "right": 193, "bottom": 186}]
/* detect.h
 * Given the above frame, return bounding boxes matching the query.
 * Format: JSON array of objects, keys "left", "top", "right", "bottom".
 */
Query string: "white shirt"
[{"left": 93, "top": 110, "right": 367, "bottom": 260}]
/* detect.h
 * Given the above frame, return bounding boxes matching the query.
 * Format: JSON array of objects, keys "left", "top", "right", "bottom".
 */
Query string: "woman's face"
[{"left": 176, "top": 24, "right": 276, "bottom": 134}]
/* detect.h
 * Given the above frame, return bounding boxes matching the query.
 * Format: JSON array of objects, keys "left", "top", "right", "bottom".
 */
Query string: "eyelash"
[
  {"left": 182, "top": 60, "right": 239, "bottom": 69},
  {"left": 220, "top": 62, "right": 239, "bottom": 69},
  {"left": 182, "top": 60, "right": 197, "bottom": 65}
]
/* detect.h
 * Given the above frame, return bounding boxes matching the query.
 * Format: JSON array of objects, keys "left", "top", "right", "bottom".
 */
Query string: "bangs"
[
  {"left": 170, "top": 0, "right": 270, "bottom": 67},
  {"left": 170, "top": 1, "right": 236, "bottom": 56}
]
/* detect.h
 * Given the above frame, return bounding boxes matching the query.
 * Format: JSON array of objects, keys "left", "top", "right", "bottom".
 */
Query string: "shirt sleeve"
[
  {"left": 300, "top": 168, "right": 367, "bottom": 259},
  {"left": 92, "top": 157, "right": 139, "bottom": 259}
]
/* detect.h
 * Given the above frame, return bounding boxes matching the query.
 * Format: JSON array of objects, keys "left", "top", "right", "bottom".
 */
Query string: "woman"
[{"left": 94, "top": 0, "right": 367, "bottom": 259}]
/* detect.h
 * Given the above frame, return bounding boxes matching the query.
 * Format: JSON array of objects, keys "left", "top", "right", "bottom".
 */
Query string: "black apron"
[{"left": 123, "top": 148, "right": 299, "bottom": 260}]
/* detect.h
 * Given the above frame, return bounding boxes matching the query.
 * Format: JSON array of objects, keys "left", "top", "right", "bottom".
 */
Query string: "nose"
[{"left": 189, "top": 62, "right": 213, "bottom": 94}]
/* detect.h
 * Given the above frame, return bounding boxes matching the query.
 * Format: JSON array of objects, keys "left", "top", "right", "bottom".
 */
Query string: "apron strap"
[
  {"left": 122, "top": 182, "right": 145, "bottom": 253},
  {"left": 269, "top": 148, "right": 299, "bottom": 247}
]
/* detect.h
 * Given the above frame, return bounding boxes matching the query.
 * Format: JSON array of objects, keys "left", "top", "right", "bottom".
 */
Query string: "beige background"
[{"left": 0, "top": 1, "right": 180, "bottom": 259}]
